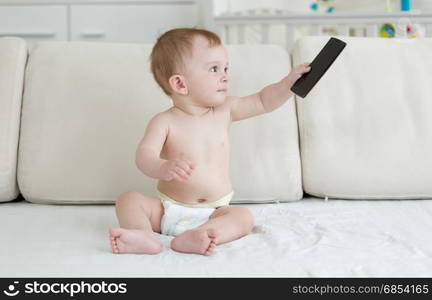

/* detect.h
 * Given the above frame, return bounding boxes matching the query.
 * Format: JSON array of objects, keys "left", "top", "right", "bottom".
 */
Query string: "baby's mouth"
[{"left": 217, "top": 89, "right": 227, "bottom": 92}]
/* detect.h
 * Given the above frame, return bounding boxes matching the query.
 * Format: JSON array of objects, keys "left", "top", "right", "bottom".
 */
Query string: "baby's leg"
[
  {"left": 170, "top": 206, "right": 253, "bottom": 255},
  {"left": 109, "top": 191, "right": 164, "bottom": 255}
]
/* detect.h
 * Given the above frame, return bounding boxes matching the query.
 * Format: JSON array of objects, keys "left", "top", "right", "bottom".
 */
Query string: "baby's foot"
[
  {"left": 109, "top": 228, "right": 162, "bottom": 255},
  {"left": 170, "top": 228, "right": 217, "bottom": 256}
]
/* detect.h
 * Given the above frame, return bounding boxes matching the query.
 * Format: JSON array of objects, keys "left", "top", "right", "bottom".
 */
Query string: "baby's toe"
[
  {"left": 204, "top": 243, "right": 216, "bottom": 256},
  {"left": 207, "top": 229, "right": 219, "bottom": 244},
  {"left": 205, "top": 249, "right": 215, "bottom": 256},
  {"left": 110, "top": 239, "right": 119, "bottom": 254}
]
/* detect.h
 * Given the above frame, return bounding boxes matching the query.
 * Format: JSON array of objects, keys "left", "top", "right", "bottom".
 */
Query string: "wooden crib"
[{"left": 202, "top": 8, "right": 432, "bottom": 53}]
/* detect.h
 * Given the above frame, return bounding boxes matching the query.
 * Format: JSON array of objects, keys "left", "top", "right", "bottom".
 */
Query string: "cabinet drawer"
[
  {"left": 0, "top": 5, "right": 68, "bottom": 46},
  {"left": 70, "top": 4, "right": 199, "bottom": 43}
]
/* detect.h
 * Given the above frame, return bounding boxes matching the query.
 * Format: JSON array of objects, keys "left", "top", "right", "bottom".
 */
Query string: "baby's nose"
[{"left": 221, "top": 74, "right": 228, "bottom": 83}]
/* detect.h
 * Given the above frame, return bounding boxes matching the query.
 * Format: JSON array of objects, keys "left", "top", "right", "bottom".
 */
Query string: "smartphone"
[{"left": 291, "top": 37, "right": 347, "bottom": 98}]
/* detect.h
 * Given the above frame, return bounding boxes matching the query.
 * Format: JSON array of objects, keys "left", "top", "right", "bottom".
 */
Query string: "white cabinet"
[
  {"left": 0, "top": 5, "right": 68, "bottom": 44},
  {"left": 70, "top": 4, "right": 199, "bottom": 43},
  {"left": 0, "top": 1, "right": 201, "bottom": 47}
]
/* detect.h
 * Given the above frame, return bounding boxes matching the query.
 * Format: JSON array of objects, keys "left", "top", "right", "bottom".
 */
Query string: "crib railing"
[{"left": 212, "top": 12, "right": 432, "bottom": 52}]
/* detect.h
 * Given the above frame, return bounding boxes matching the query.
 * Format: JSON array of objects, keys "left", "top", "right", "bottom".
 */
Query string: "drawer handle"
[
  {"left": 0, "top": 32, "right": 56, "bottom": 38},
  {"left": 80, "top": 31, "right": 106, "bottom": 38}
]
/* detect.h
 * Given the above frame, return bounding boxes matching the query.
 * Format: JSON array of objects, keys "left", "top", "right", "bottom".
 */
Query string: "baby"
[{"left": 109, "top": 28, "right": 310, "bottom": 256}]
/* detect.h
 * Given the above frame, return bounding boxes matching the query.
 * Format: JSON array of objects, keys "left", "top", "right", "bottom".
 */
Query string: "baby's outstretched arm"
[
  {"left": 136, "top": 114, "right": 194, "bottom": 181},
  {"left": 259, "top": 62, "right": 311, "bottom": 112},
  {"left": 229, "top": 63, "right": 310, "bottom": 122}
]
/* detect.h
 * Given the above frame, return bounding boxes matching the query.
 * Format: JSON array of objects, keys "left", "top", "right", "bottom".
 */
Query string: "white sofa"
[{"left": 1, "top": 35, "right": 432, "bottom": 277}]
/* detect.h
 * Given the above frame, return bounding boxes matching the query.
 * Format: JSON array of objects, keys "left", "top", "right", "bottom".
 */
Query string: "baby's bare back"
[{"left": 157, "top": 104, "right": 233, "bottom": 205}]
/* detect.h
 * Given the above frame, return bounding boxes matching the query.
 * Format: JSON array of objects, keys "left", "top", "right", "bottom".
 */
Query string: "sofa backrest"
[
  {"left": 0, "top": 37, "right": 27, "bottom": 202},
  {"left": 293, "top": 36, "right": 432, "bottom": 199},
  {"left": 17, "top": 41, "right": 302, "bottom": 204}
]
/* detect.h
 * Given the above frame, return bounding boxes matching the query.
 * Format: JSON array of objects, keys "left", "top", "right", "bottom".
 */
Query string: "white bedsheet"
[{"left": 2, "top": 198, "right": 432, "bottom": 277}]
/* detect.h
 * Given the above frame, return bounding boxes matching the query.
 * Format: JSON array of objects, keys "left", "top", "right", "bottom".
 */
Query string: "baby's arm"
[
  {"left": 230, "top": 63, "right": 310, "bottom": 122},
  {"left": 136, "top": 114, "right": 194, "bottom": 181}
]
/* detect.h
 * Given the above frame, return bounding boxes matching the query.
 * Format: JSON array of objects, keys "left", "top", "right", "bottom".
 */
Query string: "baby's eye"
[
  {"left": 224, "top": 67, "right": 229, "bottom": 73},
  {"left": 210, "top": 66, "right": 218, "bottom": 72}
]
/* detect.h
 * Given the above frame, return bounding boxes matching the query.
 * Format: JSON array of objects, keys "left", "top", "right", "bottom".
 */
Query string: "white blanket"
[{"left": 2, "top": 198, "right": 432, "bottom": 277}]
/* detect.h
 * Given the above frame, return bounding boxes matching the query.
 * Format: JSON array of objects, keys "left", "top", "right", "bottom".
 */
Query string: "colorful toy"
[
  {"left": 380, "top": 0, "right": 422, "bottom": 39},
  {"left": 396, "top": 20, "right": 425, "bottom": 38},
  {"left": 379, "top": 23, "right": 396, "bottom": 38},
  {"left": 386, "top": 0, "right": 411, "bottom": 12},
  {"left": 406, "top": 24, "right": 415, "bottom": 37},
  {"left": 310, "top": 0, "right": 335, "bottom": 13},
  {"left": 401, "top": 0, "right": 411, "bottom": 11},
  {"left": 380, "top": 21, "right": 422, "bottom": 39}
]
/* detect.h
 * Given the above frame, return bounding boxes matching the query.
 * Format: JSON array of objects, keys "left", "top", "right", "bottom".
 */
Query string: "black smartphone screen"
[{"left": 291, "top": 37, "right": 347, "bottom": 98}]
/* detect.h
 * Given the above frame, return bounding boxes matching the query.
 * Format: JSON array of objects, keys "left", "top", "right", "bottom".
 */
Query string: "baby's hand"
[
  {"left": 160, "top": 158, "right": 195, "bottom": 182},
  {"left": 286, "top": 63, "right": 311, "bottom": 87}
]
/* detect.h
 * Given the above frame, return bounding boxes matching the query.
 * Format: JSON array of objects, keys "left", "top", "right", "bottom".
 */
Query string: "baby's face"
[{"left": 182, "top": 36, "right": 229, "bottom": 107}]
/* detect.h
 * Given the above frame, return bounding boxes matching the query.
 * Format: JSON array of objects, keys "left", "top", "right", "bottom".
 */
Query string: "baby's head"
[{"left": 150, "top": 28, "right": 229, "bottom": 106}]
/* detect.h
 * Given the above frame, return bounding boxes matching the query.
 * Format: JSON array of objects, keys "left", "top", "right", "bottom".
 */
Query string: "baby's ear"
[{"left": 168, "top": 74, "right": 188, "bottom": 95}]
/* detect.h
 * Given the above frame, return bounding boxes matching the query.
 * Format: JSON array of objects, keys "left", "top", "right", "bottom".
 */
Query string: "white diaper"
[{"left": 158, "top": 191, "right": 233, "bottom": 237}]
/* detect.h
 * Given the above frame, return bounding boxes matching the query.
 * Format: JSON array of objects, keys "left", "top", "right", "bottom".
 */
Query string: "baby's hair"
[{"left": 150, "top": 27, "right": 221, "bottom": 95}]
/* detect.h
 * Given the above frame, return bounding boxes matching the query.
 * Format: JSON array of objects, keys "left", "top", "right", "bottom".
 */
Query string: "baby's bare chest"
[{"left": 162, "top": 117, "right": 230, "bottom": 163}]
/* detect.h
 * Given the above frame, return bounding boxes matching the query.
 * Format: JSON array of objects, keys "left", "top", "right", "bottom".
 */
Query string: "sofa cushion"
[
  {"left": 0, "top": 37, "right": 27, "bottom": 202},
  {"left": 228, "top": 45, "right": 302, "bottom": 203},
  {"left": 18, "top": 42, "right": 302, "bottom": 204},
  {"left": 293, "top": 36, "right": 432, "bottom": 199}
]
